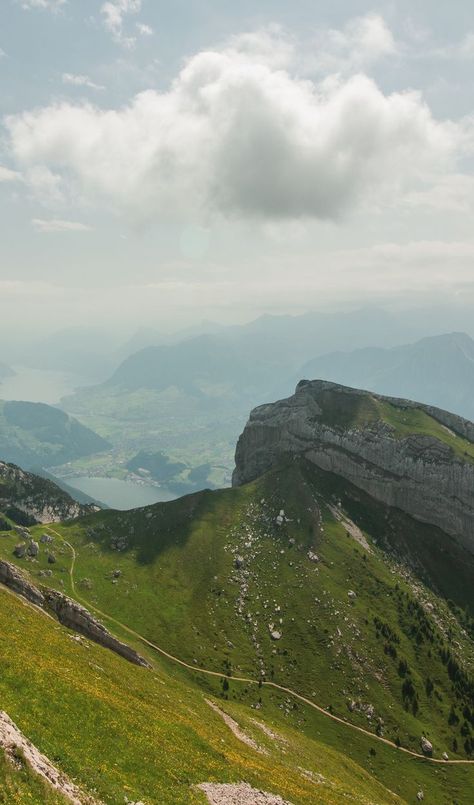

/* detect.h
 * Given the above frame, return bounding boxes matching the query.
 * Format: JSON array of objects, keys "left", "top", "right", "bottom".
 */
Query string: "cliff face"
[
  {"left": 0, "top": 461, "right": 96, "bottom": 524},
  {"left": 233, "top": 380, "right": 474, "bottom": 552}
]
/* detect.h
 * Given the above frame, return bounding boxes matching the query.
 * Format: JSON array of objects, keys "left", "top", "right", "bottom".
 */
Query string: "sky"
[{"left": 1, "top": 0, "right": 474, "bottom": 336}]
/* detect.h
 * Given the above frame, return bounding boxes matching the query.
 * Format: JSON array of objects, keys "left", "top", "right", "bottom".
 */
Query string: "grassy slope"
[
  {"left": 314, "top": 387, "right": 474, "bottom": 461},
  {"left": 0, "top": 751, "right": 70, "bottom": 805},
  {"left": 1, "top": 462, "right": 473, "bottom": 798},
  {"left": 0, "top": 585, "right": 416, "bottom": 805}
]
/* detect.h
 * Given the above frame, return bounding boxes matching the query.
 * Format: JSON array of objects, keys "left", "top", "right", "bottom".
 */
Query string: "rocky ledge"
[
  {"left": 233, "top": 380, "right": 474, "bottom": 552},
  {"left": 0, "top": 559, "right": 150, "bottom": 668}
]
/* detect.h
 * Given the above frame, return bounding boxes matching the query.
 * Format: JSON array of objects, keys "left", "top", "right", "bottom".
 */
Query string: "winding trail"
[{"left": 47, "top": 527, "right": 474, "bottom": 768}]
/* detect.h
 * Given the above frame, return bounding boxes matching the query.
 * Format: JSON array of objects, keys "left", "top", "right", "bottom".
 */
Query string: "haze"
[{"left": 1, "top": 0, "right": 474, "bottom": 338}]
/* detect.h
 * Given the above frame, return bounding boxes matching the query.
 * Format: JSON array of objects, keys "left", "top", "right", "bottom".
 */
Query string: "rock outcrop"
[
  {"left": 0, "top": 461, "right": 96, "bottom": 524},
  {"left": 0, "top": 559, "right": 150, "bottom": 668},
  {"left": 233, "top": 380, "right": 474, "bottom": 552},
  {"left": 43, "top": 589, "right": 151, "bottom": 668},
  {"left": 0, "top": 560, "right": 45, "bottom": 607}
]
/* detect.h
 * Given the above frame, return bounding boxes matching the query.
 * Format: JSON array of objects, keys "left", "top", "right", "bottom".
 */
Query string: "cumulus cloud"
[
  {"left": 19, "top": 0, "right": 66, "bottom": 10},
  {"left": 309, "top": 14, "right": 397, "bottom": 75},
  {"left": 32, "top": 218, "right": 92, "bottom": 232},
  {"left": 62, "top": 73, "right": 105, "bottom": 91},
  {"left": 4, "top": 29, "right": 463, "bottom": 222},
  {"left": 101, "top": 0, "right": 142, "bottom": 48}
]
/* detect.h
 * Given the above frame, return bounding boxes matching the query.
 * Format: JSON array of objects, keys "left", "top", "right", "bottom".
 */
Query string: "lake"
[
  {"left": 64, "top": 476, "right": 177, "bottom": 510},
  {"left": 0, "top": 366, "right": 91, "bottom": 405}
]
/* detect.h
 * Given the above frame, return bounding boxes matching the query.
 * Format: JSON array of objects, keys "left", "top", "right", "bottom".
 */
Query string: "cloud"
[
  {"left": 309, "top": 14, "right": 397, "bottom": 75},
  {"left": 5, "top": 28, "right": 464, "bottom": 222},
  {"left": 32, "top": 218, "right": 92, "bottom": 232},
  {"left": 136, "top": 22, "right": 153, "bottom": 37},
  {"left": 62, "top": 73, "right": 105, "bottom": 91},
  {"left": 0, "top": 166, "right": 21, "bottom": 182},
  {"left": 101, "top": 0, "right": 142, "bottom": 48},
  {"left": 19, "top": 0, "right": 66, "bottom": 11}
]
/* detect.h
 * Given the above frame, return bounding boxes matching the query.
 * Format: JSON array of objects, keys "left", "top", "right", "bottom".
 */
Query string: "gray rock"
[
  {"left": 47, "top": 553, "right": 56, "bottom": 564},
  {"left": 420, "top": 736, "right": 433, "bottom": 755},
  {"left": 43, "top": 589, "right": 151, "bottom": 668},
  {"left": 307, "top": 551, "right": 320, "bottom": 563},
  {"left": 0, "top": 560, "right": 45, "bottom": 607},
  {"left": 40, "top": 534, "right": 53, "bottom": 544},
  {"left": 417, "top": 791, "right": 424, "bottom": 801},
  {"left": 13, "top": 544, "right": 26, "bottom": 559},
  {"left": 27, "top": 541, "right": 39, "bottom": 558},
  {"left": 232, "top": 380, "right": 474, "bottom": 553}
]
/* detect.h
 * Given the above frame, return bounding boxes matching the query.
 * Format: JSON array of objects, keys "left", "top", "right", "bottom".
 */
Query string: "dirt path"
[
  {"left": 46, "top": 528, "right": 474, "bottom": 767},
  {"left": 0, "top": 711, "right": 99, "bottom": 805}
]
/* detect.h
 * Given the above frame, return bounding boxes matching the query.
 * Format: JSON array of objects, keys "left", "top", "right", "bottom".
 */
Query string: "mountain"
[
  {"left": 234, "top": 379, "right": 474, "bottom": 604},
  {"left": 0, "top": 400, "right": 111, "bottom": 469},
  {"left": 301, "top": 332, "right": 474, "bottom": 422},
  {"left": 0, "top": 460, "right": 97, "bottom": 525},
  {"left": 1, "top": 385, "right": 474, "bottom": 801}
]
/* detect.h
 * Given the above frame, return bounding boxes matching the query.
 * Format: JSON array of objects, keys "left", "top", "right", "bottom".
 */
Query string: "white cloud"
[
  {"left": 309, "top": 14, "right": 397, "bottom": 75},
  {"left": 0, "top": 165, "right": 21, "bottom": 182},
  {"left": 20, "top": 0, "right": 66, "bottom": 11},
  {"left": 32, "top": 218, "right": 92, "bottom": 232},
  {"left": 5, "top": 29, "right": 464, "bottom": 222},
  {"left": 62, "top": 73, "right": 105, "bottom": 91},
  {"left": 136, "top": 22, "right": 153, "bottom": 37},
  {"left": 101, "top": 0, "right": 142, "bottom": 49}
]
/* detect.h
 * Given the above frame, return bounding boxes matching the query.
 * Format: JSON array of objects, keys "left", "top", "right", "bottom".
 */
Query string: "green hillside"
[
  {"left": 0, "top": 400, "right": 111, "bottom": 469},
  {"left": 1, "top": 459, "right": 474, "bottom": 803}
]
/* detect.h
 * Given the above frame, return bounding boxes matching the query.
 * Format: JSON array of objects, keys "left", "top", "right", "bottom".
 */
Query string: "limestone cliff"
[
  {"left": 233, "top": 380, "right": 474, "bottom": 552},
  {"left": 0, "top": 461, "right": 96, "bottom": 524}
]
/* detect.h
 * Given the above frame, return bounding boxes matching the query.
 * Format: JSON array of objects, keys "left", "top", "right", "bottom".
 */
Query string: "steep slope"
[
  {"left": 233, "top": 380, "right": 474, "bottom": 556},
  {"left": 0, "top": 561, "right": 425, "bottom": 805},
  {"left": 2, "top": 458, "right": 474, "bottom": 786},
  {"left": 0, "top": 461, "right": 97, "bottom": 524},
  {"left": 0, "top": 400, "right": 111, "bottom": 469},
  {"left": 301, "top": 332, "right": 474, "bottom": 421}
]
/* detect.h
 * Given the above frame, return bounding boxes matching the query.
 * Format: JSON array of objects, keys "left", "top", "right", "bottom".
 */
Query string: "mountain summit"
[{"left": 234, "top": 379, "right": 474, "bottom": 554}]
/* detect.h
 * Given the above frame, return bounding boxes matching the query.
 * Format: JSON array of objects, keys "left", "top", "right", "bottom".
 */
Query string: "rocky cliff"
[
  {"left": 0, "top": 461, "right": 97, "bottom": 524},
  {"left": 233, "top": 380, "right": 474, "bottom": 552}
]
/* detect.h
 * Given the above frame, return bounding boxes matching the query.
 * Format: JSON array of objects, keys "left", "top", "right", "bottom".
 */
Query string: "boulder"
[
  {"left": 27, "top": 541, "right": 39, "bottom": 558},
  {"left": 13, "top": 544, "right": 26, "bottom": 559},
  {"left": 420, "top": 736, "right": 433, "bottom": 756}
]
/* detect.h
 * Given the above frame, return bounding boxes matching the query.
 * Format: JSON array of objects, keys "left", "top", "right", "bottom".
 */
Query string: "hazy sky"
[{"left": 1, "top": 0, "right": 474, "bottom": 334}]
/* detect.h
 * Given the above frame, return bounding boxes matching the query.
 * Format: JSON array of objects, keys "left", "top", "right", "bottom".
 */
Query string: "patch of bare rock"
[
  {"left": 205, "top": 699, "right": 267, "bottom": 754},
  {"left": 0, "top": 711, "right": 100, "bottom": 805},
  {"left": 197, "top": 782, "right": 294, "bottom": 805}
]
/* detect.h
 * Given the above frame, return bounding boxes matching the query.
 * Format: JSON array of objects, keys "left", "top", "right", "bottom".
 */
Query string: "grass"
[
  {"left": 376, "top": 400, "right": 474, "bottom": 462},
  {"left": 1, "top": 460, "right": 474, "bottom": 802},
  {"left": 0, "top": 750, "right": 70, "bottom": 804},
  {"left": 0, "top": 584, "right": 416, "bottom": 805}
]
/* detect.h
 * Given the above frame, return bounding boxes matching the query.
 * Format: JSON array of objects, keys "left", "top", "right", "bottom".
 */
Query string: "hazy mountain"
[
  {"left": 0, "top": 400, "right": 111, "bottom": 469},
  {"left": 301, "top": 332, "right": 474, "bottom": 421}
]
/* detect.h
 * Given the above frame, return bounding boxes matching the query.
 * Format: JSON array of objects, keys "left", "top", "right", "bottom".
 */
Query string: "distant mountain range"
[
  {"left": 0, "top": 400, "right": 111, "bottom": 469},
  {"left": 301, "top": 332, "right": 474, "bottom": 422},
  {"left": 62, "top": 328, "right": 474, "bottom": 485}
]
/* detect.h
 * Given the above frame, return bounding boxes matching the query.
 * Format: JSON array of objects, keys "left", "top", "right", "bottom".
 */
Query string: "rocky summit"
[{"left": 233, "top": 379, "right": 474, "bottom": 552}]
